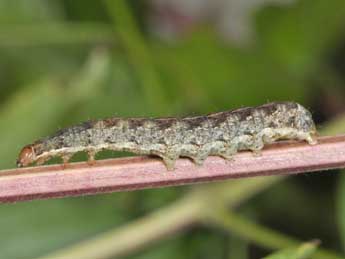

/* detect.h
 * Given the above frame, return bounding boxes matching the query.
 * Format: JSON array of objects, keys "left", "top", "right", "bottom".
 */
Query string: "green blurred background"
[{"left": 1, "top": 0, "right": 345, "bottom": 258}]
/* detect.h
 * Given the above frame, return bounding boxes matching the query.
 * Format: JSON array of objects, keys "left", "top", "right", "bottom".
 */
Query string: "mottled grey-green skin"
[{"left": 18, "top": 102, "right": 317, "bottom": 170}]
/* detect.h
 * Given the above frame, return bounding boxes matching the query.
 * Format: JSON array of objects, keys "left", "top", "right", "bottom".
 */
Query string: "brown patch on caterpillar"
[
  {"left": 16, "top": 102, "right": 318, "bottom": 170},
  {"left": 155, "top": 118, "right": 178, "bottom": 130},
  {"left": 102, "top": 118, "right": 120, "bottom": 127},
  {"left": 183, "top": 116, "right": 207, "bottom": 128}
]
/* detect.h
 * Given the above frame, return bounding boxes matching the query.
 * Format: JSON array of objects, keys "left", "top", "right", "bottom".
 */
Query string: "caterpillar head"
[{"left": 17, "top": 145, "right": 36, "bottom": 167}]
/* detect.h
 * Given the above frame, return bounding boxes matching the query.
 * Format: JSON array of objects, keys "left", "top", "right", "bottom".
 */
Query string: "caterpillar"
[{"left": 17, "top": 102, "right": 317, "bottom": 170}]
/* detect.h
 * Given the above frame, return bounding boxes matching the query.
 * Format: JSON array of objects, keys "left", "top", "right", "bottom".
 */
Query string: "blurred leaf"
[
  {"left": 0, "top": 194, "right": 129, "bottom": 259},
  {"left": 322, "top": 115, "right": 345, "bottom": 136},
  {"left": 0, "top": 49, "right": 125, "bottom": 259},
  {"left": 63, "top": 0, "right": 109, "bottom": 22},
  {"left": 0, "top": 0, "right": 63, "bottom": 23},
  {"left": 154, "top": 0, "right": 345, "bottom": 113},
  {"left": 130, "top": 227, "right": 229, "bottom": 259},
  {"left": 0, "top": 47, "right": 86, "bottom": 103},
  {"left": 336, "top": 170, "right": 345, "bottom": 251},
  {"left": 262, "top": 240, "right": 319, "bottom": 259},
  {"left": 0, "top": 78, "right": 68, "bottom": 169},
  {"left": 256, "top": 0, "right": 345, "bottom": 77},
  {"left": 104, "top": 0, "right": 169, "bottom": 114},
  {"left": 227, "top": 235, "right": 249, "bottom": 259},
  {"left": 250, "top": 177, "right": 338, "bottom": 247},
  {"left": 33, "top": 176, "right": 282, "bottom": 259},
  {"left": 323, "top": 116, "right": 345, "bottom": 252},
  {"left": 0, "top": 48, "right": 110, "bottom": 169},
  {"left": 0, "top": 22, "right": 114, "bottom": 47},
  {"left": 154, "top": 30, "right": 306, "bottom": 113}
]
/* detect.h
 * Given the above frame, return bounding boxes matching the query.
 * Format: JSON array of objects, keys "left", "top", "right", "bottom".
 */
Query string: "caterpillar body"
[{"left": 17, "top": 102, "right": 317, "bottom": 170}]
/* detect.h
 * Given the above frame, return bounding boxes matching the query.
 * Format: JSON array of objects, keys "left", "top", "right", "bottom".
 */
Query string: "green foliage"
[
  {"left": 337, "top": 171, "right": 345, "bottom": 251},
  {"left": 262, "top": 241, "right": 319, "bottom": 259},
  {"left": 0, "top": 0, "right": 345, "bottom": 258},
  {"left": 257, "top": 0, "right": 345, "bottom": 76},
  {"left": 104, "top": 0, "right": 169, "bottom": 114},
  {"left": 0, "top": 49, "right": 110, "bottom": 169},
  {"left": 0, "top": 194, "right": 129, "bottom": 259}
]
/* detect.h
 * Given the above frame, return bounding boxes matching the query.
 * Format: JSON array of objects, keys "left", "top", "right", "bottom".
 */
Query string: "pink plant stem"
[{"left": 0, "top": 135, "right": 344, "bottom": 203}]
